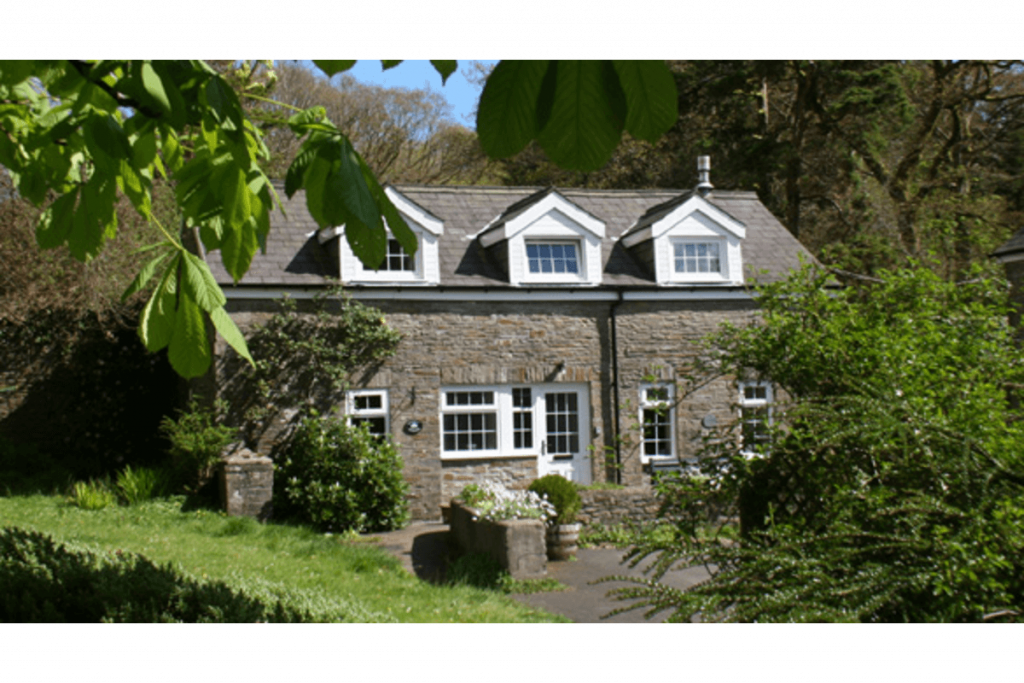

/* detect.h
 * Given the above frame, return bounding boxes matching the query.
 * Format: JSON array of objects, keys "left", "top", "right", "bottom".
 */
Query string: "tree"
[
  {"left": 0, "top": 59, "right": 679, "bottom": 378},
  {"left": 608, "top": 266, "right": 1024, "bottom": 622}
]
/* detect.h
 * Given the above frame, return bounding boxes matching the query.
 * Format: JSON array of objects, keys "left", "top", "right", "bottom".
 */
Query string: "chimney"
[{"left": 696, "top": 156, "right": 713, "bottom": 195}]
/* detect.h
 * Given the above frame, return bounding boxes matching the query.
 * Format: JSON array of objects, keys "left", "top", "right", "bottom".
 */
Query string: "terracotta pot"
[{"left": 546, "top": 522, "right": 582, "bottom": 560}]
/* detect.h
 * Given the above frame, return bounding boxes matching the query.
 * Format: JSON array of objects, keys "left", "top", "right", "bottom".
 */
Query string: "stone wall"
[
  {"left": 216, "top": 296, "right": 760, "bottom": 520},
  {"left": 578, "top": 486, "right": 663, "bottom": 527}
]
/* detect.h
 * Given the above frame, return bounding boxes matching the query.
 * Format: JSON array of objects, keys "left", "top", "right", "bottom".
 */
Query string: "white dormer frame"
[
  {"left": 479, "top": 192, "right": 605, "bottom": 287},
  {"left": 621, "top": 195, "right": 746, "bottom": 286},
  {"left": 319, "top": 188, "right": 443, "bottom": 286}
]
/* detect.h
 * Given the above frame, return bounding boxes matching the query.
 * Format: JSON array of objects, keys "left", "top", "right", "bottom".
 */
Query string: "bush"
[
  {"left": 274, "top": 417, "right": 409, "bottom": 533},
  {"left": 0, "top": 526, "right": 350, "bottom": 622},
  {"left": 528, "top": 474, "right": 582, "bottom": 525},
  {"left": 608, "top": 266, "right": 1024, "bottom": 622},
  {"left": 159, "top": 399, "right": 236, "bottom": 493}
]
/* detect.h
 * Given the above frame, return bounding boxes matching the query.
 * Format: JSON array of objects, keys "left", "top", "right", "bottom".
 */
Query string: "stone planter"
[
  {"left": 448, "top": 500, "right": 547, "bottom": 579},
  {"left": 546, "top": 522, "right": 581, "bottom": 560}
]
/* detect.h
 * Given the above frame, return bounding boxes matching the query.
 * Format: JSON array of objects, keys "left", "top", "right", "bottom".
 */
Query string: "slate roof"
[
  {"left": 993, "top": 226, "right": 1024, "bottom": 260},
  {"left": 208, "top": 182, "right": 815, "bottom": 289}
]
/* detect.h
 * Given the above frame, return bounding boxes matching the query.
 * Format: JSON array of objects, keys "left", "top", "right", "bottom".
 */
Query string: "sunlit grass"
[{"left": 0, "top": 494, "right": 567, "bottom": 623}]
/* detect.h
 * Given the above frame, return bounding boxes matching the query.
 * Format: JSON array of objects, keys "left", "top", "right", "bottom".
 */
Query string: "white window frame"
[
  {"left": 346, "top": 389, "right": 390, "bottom": 437},
  {"left": 522, "top": 239, "right": 586, "bottom": 284},
  {"left": 351, "top": 229, "right": 424, "bottom": 283},
  {"left": 439, "top": 383, "right": 589, "bottom": 461},
  {"left": 738, "top": 381, "right": 772, "bottom": 458},
  {"left": 639, "top": 383, "right": 675, "bottom": 464},
  {"left": 669, "top": 237, "right": 729, "bottom": 283}
]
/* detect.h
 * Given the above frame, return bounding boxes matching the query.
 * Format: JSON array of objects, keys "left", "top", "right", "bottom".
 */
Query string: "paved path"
[{"left": 368, "top": 522, "right": 709, "bottom": 623}]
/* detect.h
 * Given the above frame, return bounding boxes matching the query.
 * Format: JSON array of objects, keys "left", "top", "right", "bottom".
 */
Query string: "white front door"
[{"left": 537, "top": 387, "right": 591, "bottom": 485}]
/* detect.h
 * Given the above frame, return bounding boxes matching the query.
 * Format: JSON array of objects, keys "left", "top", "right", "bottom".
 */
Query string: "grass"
[
  {"left": 446, "top": 553, "right": 567, "bottom": 595},
  {"left": 0, "top": 494, "right": 568, "bottom": 623}
]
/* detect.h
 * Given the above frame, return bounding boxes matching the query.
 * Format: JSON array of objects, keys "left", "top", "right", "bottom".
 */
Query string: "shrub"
[
  {"left": 159, "top": 399, "right": 236, "bottom": 493},
  {"left": 608, "top": 266, "right": 1024, "bottom": 622},
  {"left": 275, "top": 417, "right": 409, "bottom": 533},
  {"left": 0, "top": 526, "right": 357, "bottom": 622},
  {"left": 528, "top": 474, "right": 582, "bottom": 525}
]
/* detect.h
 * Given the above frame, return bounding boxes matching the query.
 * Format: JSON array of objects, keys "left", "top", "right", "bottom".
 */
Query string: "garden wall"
[{"left": 577, "top": 486, "right": 662, "bottom": 527}]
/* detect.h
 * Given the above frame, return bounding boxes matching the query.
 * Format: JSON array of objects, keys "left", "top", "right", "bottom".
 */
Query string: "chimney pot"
[{"left": 696, "top": 155, "right": 713, "bottom": 195}]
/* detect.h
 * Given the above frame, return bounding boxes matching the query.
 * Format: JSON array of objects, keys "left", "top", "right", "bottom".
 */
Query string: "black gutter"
[{"left": 609, "top": 290, "right": 624, "bottom": 485}]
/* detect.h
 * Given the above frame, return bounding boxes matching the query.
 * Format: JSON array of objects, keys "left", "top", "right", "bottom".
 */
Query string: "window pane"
[{"left": 526, "top": 242, "right": 579, "bottom": 277}]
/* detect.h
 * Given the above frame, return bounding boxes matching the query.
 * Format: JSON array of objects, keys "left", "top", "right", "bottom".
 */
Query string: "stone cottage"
[{"left": 207, "top": 162, "right": 815, "bottom": 520}]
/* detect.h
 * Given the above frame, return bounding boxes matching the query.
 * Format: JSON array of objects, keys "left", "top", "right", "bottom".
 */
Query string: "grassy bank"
[{"left": 0, "top": 494, "right": 566, "bottom": 623}]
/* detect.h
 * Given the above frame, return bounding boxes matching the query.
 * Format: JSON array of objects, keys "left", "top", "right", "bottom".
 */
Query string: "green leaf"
[
  {"left": 430, "top": 60, "right": 457, "bottom": 85},
  {"left": 219, "top": 165, "right": 258, "bottom": 281},
  {"left": 141, "top": 62, "right": 172, "bottom": 116},
  {"left": 67, "top": 175, "right": 117, "bottom": 261},
  {"left": 167, "top": 292, "right": 212, "bottom": 379},
  {"left": 132, "top": 129, "right": 158, "bottom": 169},
  {"left": 119, "top": 157, "right": 151, "bottom": 218},
  {"left": 161, "top": 125, "right": 183, "bottom": 172},
  {"left": 35, "top": 189, "right": 78, "bottom": 249},
  {"left": 312, "top": 60, "right": 357, "bottom": 78},
  {"left": 355, "top": 153, "right": 416, "bottom": 258},
  {"left": 139, "top": 255, "right": 180, "bottom": 352},
  {"left": 181, "top": 250, "right": 227, "bottom": 313},
  {"left": 536, "top": 60, "right": 626, "bottom": 172},
  {"left": 0, "top": 60, "right": 33, "bottom": 86},
  {"left": 476, "top": 60, "right": 551, "bottom": 158},
  {"left": 284, "top": 139, "right": 321, "bottom": 197},
  {"left": 210, "top": 306, "right": 253, "bottom": 366},
  {"left": 204, "top": 76, "right": 244, "bottom": 132},
  {"left": 381, "top": 60, "right": 403, "bottom": 70},
  {"left": 286, "top": 106, "right": 328, "bottom": 136},
  {"left": 613, "top": 60, "right": 678, "bottom": 143},
  {"left": 121, "top": 249, "right": 172, "bottom": 301},
  {"left": 148, "top": 61, "right": 188, "bottom": 128},
  {"left": 83, "top": 114, "right": 133, "bottom": 174}
]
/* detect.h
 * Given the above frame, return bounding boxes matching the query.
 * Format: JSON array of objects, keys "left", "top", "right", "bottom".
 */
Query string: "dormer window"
[
  {"left": 326, "top": 187, "right": 444, "bottom": 286},
  {"left": 478, "top": 189, "right": 605, "bottom": 287},
  {"left": 674, "top": 241, "right": 721, "bottom": 274},
  {"left": 526, "top": 241, "right": 580, "bottom": 276},
  {"left": 621, "top": 193, "right": 746, "bottom": 286},
  {"left": 375, "top": 238, "right": 415, "bottom": 272}
]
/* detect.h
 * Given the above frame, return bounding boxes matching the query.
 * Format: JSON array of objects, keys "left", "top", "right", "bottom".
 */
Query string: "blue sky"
[{"left": 311, "top": 60, "right": 495, "bottom": 130}]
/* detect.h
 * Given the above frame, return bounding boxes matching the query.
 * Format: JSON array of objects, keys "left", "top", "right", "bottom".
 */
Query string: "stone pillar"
[{"left": 220, "top": 449, "right": 274, "bottom": 521}]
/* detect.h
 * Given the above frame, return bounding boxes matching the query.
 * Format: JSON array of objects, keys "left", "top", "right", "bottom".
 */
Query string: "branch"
[{"left": 66, "top": 60, "right": 164, "bottom": 121}]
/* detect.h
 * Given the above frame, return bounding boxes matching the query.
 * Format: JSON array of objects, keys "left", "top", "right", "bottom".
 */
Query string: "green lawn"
[{"left": 0, "top": 494, "right": 567, "bottom": 623}]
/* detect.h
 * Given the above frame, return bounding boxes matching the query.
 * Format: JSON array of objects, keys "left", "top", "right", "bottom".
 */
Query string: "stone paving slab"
[{"left": 368, "top": 522, "right": 710, "bottom": 623}]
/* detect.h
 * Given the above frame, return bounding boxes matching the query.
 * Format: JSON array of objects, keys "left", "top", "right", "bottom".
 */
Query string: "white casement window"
[
  {"left": 640, "top": 383, "right": 675, "bottom": 463},
  {"left": 441, "top": 383, "right": 591, "bottom": 483},
  {"left": 526, "top": 241, "right": 581, "bottom": 276},
  {"left": 738, "top": 381, "right": 772, "bottom": 457},
  {"left": 440, "top": 383, "right": 588, "bottom": 460},
  {"left": 347, "top": 389, "right": 389, "bottom": 438},
  {"left": 674, "top": 241, "right": 722, "bottom": 275},
  {"left": 373, "top": 238, "right": 415, "bottom": 273}
]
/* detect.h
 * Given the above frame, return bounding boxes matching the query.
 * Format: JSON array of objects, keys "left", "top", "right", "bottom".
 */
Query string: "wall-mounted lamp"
[{"left": 404, "top": 420, "right": 423, "bottom": 435}]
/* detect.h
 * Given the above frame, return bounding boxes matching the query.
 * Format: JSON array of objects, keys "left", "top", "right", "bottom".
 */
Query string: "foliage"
[
  {"left": 456, "top": 481, "right": 554, "bottom": 523},
  {"left": 1, "top": 60, "right": 681, "bottom": 379},
  {"left": 115, "top": 466, "right": 168, "bottom": 506},
  {"left": 579, "top": 521, "right": 680, "bottom": 550},
  {"left": 67, "top": 479, "right": 117, "bottom": 510},
  {"left": 528, "top": 474, "right": 582, "bottom": 525},
  {"left": 606, "top": 265, "right": 1024, "bottom": 622},
  {"left": 275, "top": 417, "right": 409, "bottom": 533},
  {"left": 231, "top": 287, "right": 401, "bottom": 442},
  {"left": 159, "top": 399, "right": 236, "bottom": 493}
]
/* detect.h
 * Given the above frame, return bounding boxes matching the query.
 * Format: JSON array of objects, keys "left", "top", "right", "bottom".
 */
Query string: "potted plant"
[{"left": 528, "top": 474, "right": 583, "bottom": 560}]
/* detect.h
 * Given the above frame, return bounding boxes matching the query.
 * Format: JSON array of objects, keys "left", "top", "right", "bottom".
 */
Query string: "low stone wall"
[
  {"left": 577, "top": 486, "right": 662, "bottom": 527},
  {"left": 447, "top": 500, "right": 547, "bottom": 580}
]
